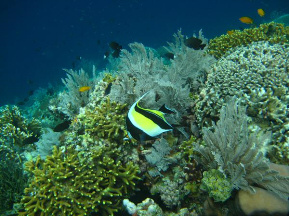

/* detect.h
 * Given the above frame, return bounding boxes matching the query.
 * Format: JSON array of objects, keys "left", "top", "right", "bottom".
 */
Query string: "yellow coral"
[
  {"left": 208, "top": 22, "right": 289, "bottom": 59},
  {"left": 19, "top": 145, "right": 140, "bottom": 216},
  {"left": 80, "top": 97, "right": 128, "bottom": 143}
]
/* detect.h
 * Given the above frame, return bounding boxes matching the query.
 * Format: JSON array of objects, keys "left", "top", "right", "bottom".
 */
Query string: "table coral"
[
  {"left": 19, "top": 145, "right": 140, "bottom": 216},
  {"left": 207, "top": 22, "right": 289, "bottom": 59},
  {"left": 0, "top": 105, "right": 41, "bottom": 147}
]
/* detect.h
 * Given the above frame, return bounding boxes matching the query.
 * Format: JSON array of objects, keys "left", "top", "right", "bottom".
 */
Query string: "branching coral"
[
  {"left": 19, "top": 145, "right": 140, "bottom": 216},
  {"left": 78, "top": 97, "right": 128, "bottom": 143},
  {"left": 208, "top": 22, "right": 289, "bottom": 59},
  {"left": 194, "top": 98, "right": 289, "bottom": 201},
  {"left": 0, "top": 105, "right": 41, "bottom": 147}
]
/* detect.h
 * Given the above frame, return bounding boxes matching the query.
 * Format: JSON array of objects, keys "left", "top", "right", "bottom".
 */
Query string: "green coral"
[
  {"left": 0, "top": 105, "right": 42, "bottom": 147},
  {"left": 19, "top": 145, "right": 140, "bottom": 216},
  {"left": 207, "top": 22, "right": 289, "bottom": 59},
  {"left": 79, "top": 97, "right": 128, "bottom": 143},
  {"left": 200, "top": 169, "right": 232, "bottom": 202}
]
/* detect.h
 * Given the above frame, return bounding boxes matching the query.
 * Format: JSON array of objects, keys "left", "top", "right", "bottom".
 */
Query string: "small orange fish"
[
  {"left": 79, "top": 86, "right": 91, "bottom": 92},
  {"left": 239, "top": 16, "right": 254, "bottom": 24},
  {"left": 227, "top": 30, "right": 235, "bottom": 35},
  {"left": 257, "top": 8, "right": 265, "bottom": 17}
]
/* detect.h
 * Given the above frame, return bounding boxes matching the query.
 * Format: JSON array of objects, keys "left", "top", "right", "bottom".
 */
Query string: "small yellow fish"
[
  {"left": 257, "top": 8, "right": 265, "bottom": 17},
  {"left": 227, "top": 30, "right": 235, "bottom": 35},
  {"left": 79, "top": 86, "right": 91, "bottom": 92},
  {"left": 239, "top": 16, "right": 254, "bottom": 24}
]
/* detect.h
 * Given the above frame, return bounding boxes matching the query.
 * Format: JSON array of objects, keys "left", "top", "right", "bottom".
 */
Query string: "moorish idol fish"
[{"left": 126, "top": 92, "right": 174, "bottom": 142}]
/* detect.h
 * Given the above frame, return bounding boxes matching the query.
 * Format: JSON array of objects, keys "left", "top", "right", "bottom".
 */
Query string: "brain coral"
[
  {"left": 195, "top": 41, "right": 289, "bottom": 162},
  {"left": 19, "top": 145, "right": 140, "bottom": 216}
]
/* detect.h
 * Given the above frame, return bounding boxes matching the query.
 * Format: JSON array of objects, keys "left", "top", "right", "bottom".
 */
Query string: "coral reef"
[
  {"left": 19, "top": 145, "right": 140, "bottom": 216},
  {"left": 4, "top": 27, "right": 289, "bottom": 216},
  {"left": 0, "top": 105, "right": 42, "bottom": 147},
  {"left": 207, "top": 22, "right": 289, "bottom": 59},
  {"left": 194, "top": 98, "right": 289, "bottom": 201},
  {"left": 195, "top": 41, "right": 289, "bottom": 162}
]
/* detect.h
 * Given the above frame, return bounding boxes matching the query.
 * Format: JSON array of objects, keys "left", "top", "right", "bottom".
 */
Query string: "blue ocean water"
[{"left": 0, "top": 0, "right": 288, "bottom": 106}]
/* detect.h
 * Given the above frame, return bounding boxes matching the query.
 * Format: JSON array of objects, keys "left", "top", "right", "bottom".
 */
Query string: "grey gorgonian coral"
[
  {"left": 109, "top": 31, "right": 215, "bottom": 120},
  {"left": 194, "top": 98, "right": 289, "bottom": 200}
]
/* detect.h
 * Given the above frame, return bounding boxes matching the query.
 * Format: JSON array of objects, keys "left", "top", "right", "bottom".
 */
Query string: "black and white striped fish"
[{"left": 126, "top": 92, "right": 174, "bottom": 142}]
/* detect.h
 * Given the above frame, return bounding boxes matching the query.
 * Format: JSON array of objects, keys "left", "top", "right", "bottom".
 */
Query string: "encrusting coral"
[
  {"left": 19, "top": 145, "right": 140, "bottom": 216},
  {"left": 0, "top": 105, "right": 42, "bottom": 147},
  {"left": 207, "top": 22, "right": 289, "bottom": 59}
]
